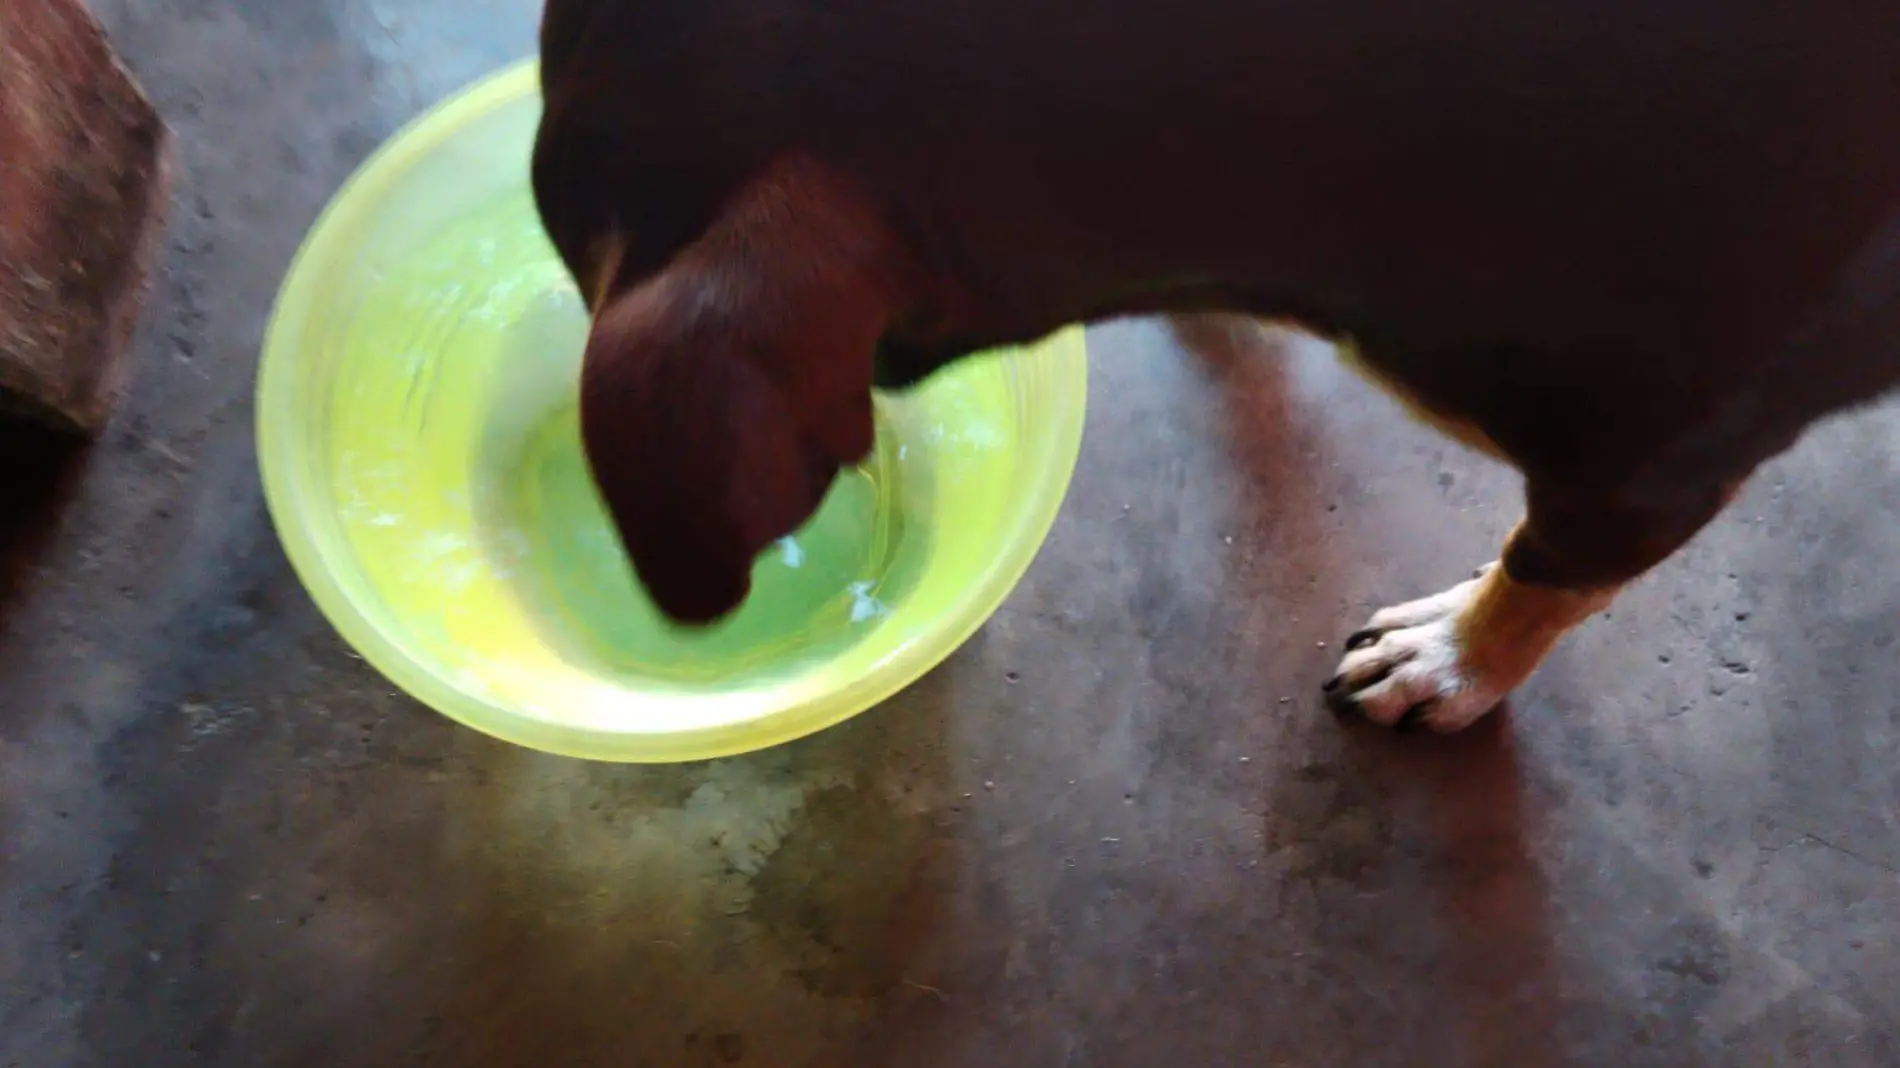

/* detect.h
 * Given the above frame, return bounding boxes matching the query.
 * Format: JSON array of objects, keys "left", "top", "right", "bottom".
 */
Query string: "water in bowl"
[
  {"left": 491, "top": 388, "right": 922, "bottom": 686},
  {"left": 328, "top": 193, "right": 939, "bottom": 690}
]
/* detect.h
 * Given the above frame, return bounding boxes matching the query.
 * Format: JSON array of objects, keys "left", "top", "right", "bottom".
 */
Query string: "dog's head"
[{"left": 540, "top": 152, "right": 915, "bottom": 624}]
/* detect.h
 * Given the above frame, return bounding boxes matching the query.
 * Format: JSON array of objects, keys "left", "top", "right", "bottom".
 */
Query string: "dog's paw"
[{"left": 1323, "top": 564, "right": 1512, "bottom": 733}]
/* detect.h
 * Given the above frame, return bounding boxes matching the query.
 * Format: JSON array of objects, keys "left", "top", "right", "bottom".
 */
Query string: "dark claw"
[
  {"left": 1324, "top": 688, "right": 1362, "bottom": 719},
  {"left": 1395, "top": 702, "right": 1434, "bottom": 731},
  {"left": 1322, "top": 674, "right": 1343, "bottom": 693},
  {"left": 1345, "top": 628, "right": 1382, "bottom": 652}
]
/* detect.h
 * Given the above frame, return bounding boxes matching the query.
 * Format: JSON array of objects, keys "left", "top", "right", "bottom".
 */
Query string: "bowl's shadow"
[{"left": 409, "top": 649, "right": 965, "bottom": 1066}]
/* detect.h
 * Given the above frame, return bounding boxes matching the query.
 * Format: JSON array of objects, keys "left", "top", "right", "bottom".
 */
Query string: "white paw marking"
[{"left": 1329, "top": 567, "right": 1510, "bottom": 733}]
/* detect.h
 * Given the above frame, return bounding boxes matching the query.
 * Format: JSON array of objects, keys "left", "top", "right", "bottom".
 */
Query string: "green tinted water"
[
  {"left": 459, "top": 258, "right": 934, "bottom": 687},
  {"left": 495, "top": 401, "right": 923, "bottom": 685}
]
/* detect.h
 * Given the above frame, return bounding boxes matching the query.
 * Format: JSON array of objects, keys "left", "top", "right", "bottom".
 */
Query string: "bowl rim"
[{"left": 256, "top": 59, "right": 1089, "bottom": 763}]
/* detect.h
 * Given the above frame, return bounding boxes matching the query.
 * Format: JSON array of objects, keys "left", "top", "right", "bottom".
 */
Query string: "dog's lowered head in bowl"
[{"left": 529, "top": 0, "right": 1900, "bottom": 732}]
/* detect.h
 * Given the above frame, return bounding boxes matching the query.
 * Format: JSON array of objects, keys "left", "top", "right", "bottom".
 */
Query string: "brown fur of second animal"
[{"left": 534, "top": 0, "right": 1900, "bottom": 730}]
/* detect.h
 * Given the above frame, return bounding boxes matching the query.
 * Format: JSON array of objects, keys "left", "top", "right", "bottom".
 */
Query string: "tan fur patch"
[
  {"left": 584, "top": 229, "right": 630, "bottom": 312},
  {"left": 1452, "top": 557, "right": 1616, "bottom": 692}
]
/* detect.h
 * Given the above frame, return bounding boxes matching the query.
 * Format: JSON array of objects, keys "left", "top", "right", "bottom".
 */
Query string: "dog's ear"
[{"left": 577, "top": 157, "right": 912, "bottom": 624}]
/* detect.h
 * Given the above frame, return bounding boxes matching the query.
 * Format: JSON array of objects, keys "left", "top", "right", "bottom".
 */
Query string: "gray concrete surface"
[{"left": 4, "top": 2, "right": 1899, "bottom": 1065}]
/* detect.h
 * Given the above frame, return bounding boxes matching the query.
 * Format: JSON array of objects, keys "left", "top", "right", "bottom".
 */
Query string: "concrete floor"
[{"left": 4, "top": 2, "right": 1900, "bottom": 1065}]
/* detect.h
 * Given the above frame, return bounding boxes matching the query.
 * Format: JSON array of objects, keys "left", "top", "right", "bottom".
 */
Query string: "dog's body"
[{"left": 533, "top": 0, "right": 1900, "bottom": 729}]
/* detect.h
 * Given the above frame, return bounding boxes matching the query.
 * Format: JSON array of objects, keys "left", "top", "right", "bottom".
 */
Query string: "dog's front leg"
[{"left": 1324, "top": 479, "right": 1737, "bottom": 732}]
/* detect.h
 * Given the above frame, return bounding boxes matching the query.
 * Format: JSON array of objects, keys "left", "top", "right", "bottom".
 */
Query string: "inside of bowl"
[{"left": 262, "top": 67, "right": 1085, "bottom": 740}]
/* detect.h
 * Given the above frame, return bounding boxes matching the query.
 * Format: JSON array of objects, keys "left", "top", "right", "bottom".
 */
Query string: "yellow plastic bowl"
[{"left": 256, "top": 61, "right": 1087, "bottom": 762}]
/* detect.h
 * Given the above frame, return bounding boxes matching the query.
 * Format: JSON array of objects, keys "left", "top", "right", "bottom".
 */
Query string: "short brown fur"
[{"left": 534, "top": 0, "right": 1900, "bottom": 718}]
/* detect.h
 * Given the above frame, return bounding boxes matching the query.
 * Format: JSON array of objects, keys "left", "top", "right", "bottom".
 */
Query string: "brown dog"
[{"left": 531, "top": 0, "right": 1900, "bottom": 731}]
